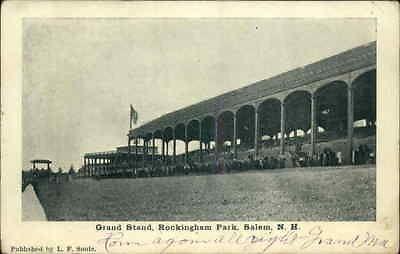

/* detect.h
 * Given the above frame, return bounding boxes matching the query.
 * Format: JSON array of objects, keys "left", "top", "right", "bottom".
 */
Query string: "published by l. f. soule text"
[
  {"left": 9, "top": 245, "right": 96, "bottom": 253},
  {"left": 8, "top": 223, "right": 295, "bottom": 253}
]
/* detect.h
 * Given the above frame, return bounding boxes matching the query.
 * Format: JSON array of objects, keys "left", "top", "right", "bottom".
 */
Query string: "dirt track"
[{"left": 33, "top": 165, "right": 375, "bottom": 221}]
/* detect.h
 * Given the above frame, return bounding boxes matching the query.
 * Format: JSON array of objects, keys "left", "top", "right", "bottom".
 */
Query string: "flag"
[{"left": 130, "top": 104, "right": 138, "bottom": 128}]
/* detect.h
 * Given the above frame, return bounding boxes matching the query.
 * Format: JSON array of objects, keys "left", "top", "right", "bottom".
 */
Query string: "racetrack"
[{"left": 33, "top": 165, "right": 375, "bottom": 221}]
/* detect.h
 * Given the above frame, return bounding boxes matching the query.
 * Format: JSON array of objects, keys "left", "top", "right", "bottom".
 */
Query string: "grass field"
[{"left": 33, "top": 165, "right": 375, "bottom": 221}]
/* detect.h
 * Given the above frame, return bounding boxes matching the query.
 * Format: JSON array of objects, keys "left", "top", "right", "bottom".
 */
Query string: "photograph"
[
  {"left": 1, "top": 2, "right": 398, "bottom": 254},
  {"left": 21, "top": 18, "right": 376, "bottom": 221}
]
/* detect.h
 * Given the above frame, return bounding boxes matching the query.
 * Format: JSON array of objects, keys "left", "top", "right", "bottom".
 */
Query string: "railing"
[{"left": 85, "top": 150, "right": 117, "bottom": 156}]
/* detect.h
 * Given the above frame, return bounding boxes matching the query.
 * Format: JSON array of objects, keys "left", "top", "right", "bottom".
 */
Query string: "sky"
[{"left": 22, "top": 18, "right": 376, "bottom": 171}]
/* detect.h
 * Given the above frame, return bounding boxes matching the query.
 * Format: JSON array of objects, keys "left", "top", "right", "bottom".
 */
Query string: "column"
[
  {"left": 88, "top": 159, "right": 91, "bottom": 176},
  {"left": 233, "top": 112, "right": 238, "bottom": 159},
  {"left": 90, "top": 158, "right": 96, "bottom": 176},
  {"left": 143, "top": 139, "right": 146, "bottom": 168},
  {"left": 86, "top": 159, "right": 88, "bottom": 176},
  {"left": 152, "top": 134, "right": 155, "bottom": 169},
  {"left": 146, "top": 140, "right": 150, "bottom": 164},
  {"left": 102, "top": 158, "right": 106, "bottom": 175},
  {"left": 95, "top": 158, "right": 98, "bottom": 176},
  {"left": 199, "top": 121, "right": 203, "bottom": 162},
  {"left": 108, "top": 158, "right": 111, "bottom": 175},
  {"left": 184, "top": 125, "right": 188, "bottom": 164},
  {"left": 254, "top": 109, "right": 260, "bottom": 159},
  {"left": 280, "top": 102, "right": 286, "bottom": 154},
  {"left": 347, "top": 85, "right": 354, "bottom": 164},
  {"left": 98, "top": 158, "right": 101, "bottom": 175},
  {"left": 128, "top": 137, "right": 131, "bottom": 168},
  {"left": 173, "top": 132, "right": 176, "bottom": 164},
  {"left": 92, "top": 158, "right": 95, "bottom": 176},
  {"left": 162, "top": 135, "right": 165, "bottom": 162},
  {"left": 165, "top": 139, "right": 169, "bottom": 161},
  {"left": 214, "top": 118, "right": 219, "bottom": 159},
  {"left": 87, "top": 158, "right": 92, "bottom": 176},
  {"left": 96, "top": 158, "right": 99, "bottom": 176},
  {"left": 310, "top": 93, "right": 317, "bottom": 156},
  {"left": 105, "top": 158, "right": 107, "bottom": 175},
  {"left": 83, "top": 157, "right": 87, "bottom": 176},
  {"left": 97, "top": 158, "right": 104, "bottom": 175},
  {"left": 135, "top": 137, "right": 138, "bottom": 170}
]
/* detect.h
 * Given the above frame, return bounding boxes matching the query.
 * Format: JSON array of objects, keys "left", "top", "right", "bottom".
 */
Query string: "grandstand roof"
[{"left": 129, "top": 41, "right": 376, "bottom": 137}]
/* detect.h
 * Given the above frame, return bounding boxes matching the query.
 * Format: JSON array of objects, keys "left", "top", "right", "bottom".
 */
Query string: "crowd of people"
[
  {"left": 353, "top": 144, "right": 375, "bottom": 165},
  {"left": 25, "top": 143, "right": 374, "bottom": 182},
  {"left": 91, "top": 143, "right": 374, "bottom": 179}
]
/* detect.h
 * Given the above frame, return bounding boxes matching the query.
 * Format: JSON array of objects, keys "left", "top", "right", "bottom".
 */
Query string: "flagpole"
[{"left": 130, "top": 105, "right": 132, "bottom": 129}]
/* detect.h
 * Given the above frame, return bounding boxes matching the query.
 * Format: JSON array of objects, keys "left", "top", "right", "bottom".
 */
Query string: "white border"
[{"left": 1, "top": 1, "right": 399, "bottom": 253}]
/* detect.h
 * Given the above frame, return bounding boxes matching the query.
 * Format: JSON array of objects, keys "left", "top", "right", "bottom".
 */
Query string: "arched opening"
[
  {"left": 187, "top": 119, "right": 200, "bottom": 162},
  {"left": 201, "top": 116, "right": 216, "bottom": 159},
  {"left": 174, "top": 123, "right": 186, "bottom": 163},
  {"left": 143, "top": 133, "right": 153, "bottom": 167},
  {"left": 217, "top": 111, "right": 234, "bottom": 155},
  {"left": 284, "top": 91, "right": 311, "bottom": 150},
  {"left": 164, "top": 127, "right": 173, "bottom": 164},
  {"left": 258, "top": 98, "right": 281, "bottom": 149},
  {"left": 353, "top": 70, "right": 376, "bottom": 138},
  {"left": 237, "top": 105, "right": 255, "bottom": 151},
  {"left": 130, "top": 136, "right": 143, "bottom": 169},
  {"left": 152, "top": 130, "right": 163, "bottom": 165},
  {"left": 315, "top": 81, "right": 348, "bottom": 142},
  {"left": 351, "top": 69, "right": 376, "bottom": 165}
]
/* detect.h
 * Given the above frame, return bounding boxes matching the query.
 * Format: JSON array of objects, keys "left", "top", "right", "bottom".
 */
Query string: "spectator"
[
  {"left": 337, "top": 151, "right": 342, "bottom": 165},
  {"left": 56, "top": 168, "right": 62, "bottom": 184},
  {"left": 183, "top": 163, "right": 190, "bottom": 175}
]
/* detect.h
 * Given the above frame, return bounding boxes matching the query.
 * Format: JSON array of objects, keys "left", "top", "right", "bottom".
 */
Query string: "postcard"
[{"left": 1, "top": 1, "right": 398, "bottom": 253}]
